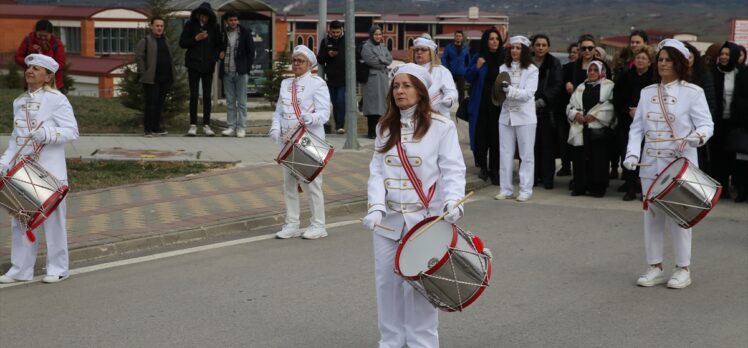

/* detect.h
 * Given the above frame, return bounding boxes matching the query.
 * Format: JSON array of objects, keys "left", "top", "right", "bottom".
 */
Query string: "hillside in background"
[{"left": 18, "top": 0, "right": 748, "bottom": 47}]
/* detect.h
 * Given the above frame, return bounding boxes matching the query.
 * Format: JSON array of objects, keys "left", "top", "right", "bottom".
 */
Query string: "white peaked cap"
[
  {"left": 25, "top": 54, "right": 59, "bottom": 73},
  {"left": 392, "top": 63, "right": 432, "bottom": 89}
]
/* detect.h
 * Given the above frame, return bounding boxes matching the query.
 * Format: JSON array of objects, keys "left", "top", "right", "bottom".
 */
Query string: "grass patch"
[{"left": 66, "top": 159, "right": 230, "bottom": 192}]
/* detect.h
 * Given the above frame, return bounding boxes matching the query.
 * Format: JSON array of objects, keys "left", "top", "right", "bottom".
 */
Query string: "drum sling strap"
[
  {"left": 395, "top": 142, "right": 436, "bottom": 210},
  {"left": 20, "top": 90, "right": 47, "bottom": 242},
  {"left": 290, "top": 79, "right": 306, "bottom": 193}
]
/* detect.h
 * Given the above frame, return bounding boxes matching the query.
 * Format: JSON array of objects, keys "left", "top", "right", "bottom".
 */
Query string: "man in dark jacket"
[
  {"left": 441, "top": 30, "right": 470, "bottom": 115},
  {"left": 219, "top": 12, "right": 255, "bottom": 138},
  {"left": 135, "top": 17, "right": 176, "bottom": 137},
  {"left": 317, "top": 20, "right": 346, "bottom": 133},
  {"left": 179, "top": 2, "right": 225, "bottom": 136}
]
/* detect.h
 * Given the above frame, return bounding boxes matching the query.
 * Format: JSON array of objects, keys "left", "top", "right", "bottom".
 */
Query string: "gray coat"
[
  {"left": 135, "top": 33, "right": 177, "bottom": 84},
  {"left": 361, "top": 40, "right": 392, "bottom": 116}
]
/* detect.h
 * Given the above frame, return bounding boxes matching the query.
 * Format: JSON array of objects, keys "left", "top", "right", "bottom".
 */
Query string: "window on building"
[
  {"left": 408, "top": 38, "right": 414, "bottom": 48},
  {"left": 53, "top": 26, "right": 81, "bottom": 54},
  {"left": 297, "top": 36, "right": 304, "bottom": 46},
  {"left": 387, "top": 38, "right": 393, "bottom": 51},
  {"left": 94, "top": 27, "right": 146, "bottom": 55},
  {"left": 387, "top": 23, "right": 394, "bottom": 32},
  {"left": 307, "top": 36, "right": 314, "bottom": 49},
  {"left": 295, "top": 22, "right": 317, "bottom": 30}
]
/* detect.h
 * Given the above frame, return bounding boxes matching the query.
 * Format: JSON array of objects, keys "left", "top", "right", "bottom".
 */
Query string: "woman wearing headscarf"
[
  {"left": 411, "top": 37, "right": 459, "bottom": 120},
  {"left": 613, "top": 45, "right": 655, "bottom": 201},
  {"left": 710, "top": 41, "right": 744, "bottom": 198},
  {"left": 531, "top": 34, "right": 563, "bottom": 190},
  {"left": 362, "top": 63, "right": 466, "bottom": 348},
  {"left": 566, "top": 60, "right": 615, "bottom": 197},
  {"left": 494, "top": 35, "right": 539, "bottom": 202},
  {"left": 361, "top": 25, "right": 393, "bottom": 139},
  {"left": 465, "top": 27, "right": 504, "bottom": 185},
  {"left": 623, "top": 39, "right": 713, "bottom": 289},
  {"left": 0, "top": 54, "right": 79, "bottom": 284}
]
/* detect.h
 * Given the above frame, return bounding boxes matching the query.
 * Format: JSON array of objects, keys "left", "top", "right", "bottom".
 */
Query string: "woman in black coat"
[
  {"left": 612, "top": 45, "right": 654, "bottom": 201},
  {"left": 684, "top": 42, "right": 718, "bottom": 176},
  {"left": 531, "top": 34, "right": 563, "bottom": 189}
]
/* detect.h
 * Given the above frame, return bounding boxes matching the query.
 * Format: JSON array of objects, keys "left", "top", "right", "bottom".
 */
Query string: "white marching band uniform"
[
  {"left": 626, "top": 80, "right": 713, "bottom": 267},
  {"left": 270, "top": 69, "right": 331, "bottom": 235},
  {"left": 420, "top": 62, "right": 458, "bottom": 120},
  {"left": 497, "top": 59, "right": 539, "bottom": 198},
  {"left": 0, "top": 86, "right": 79, "bottom": 280}
]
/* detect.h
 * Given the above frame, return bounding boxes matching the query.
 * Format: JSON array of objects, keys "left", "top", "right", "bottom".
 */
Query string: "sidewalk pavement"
[{"left": 0, "top": 120, "right": 486, "bottom": 272}]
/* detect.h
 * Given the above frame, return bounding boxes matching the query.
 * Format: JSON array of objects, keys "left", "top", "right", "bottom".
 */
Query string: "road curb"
[{"left": 0, "top": 176, "right": 489, "bottom": 273}]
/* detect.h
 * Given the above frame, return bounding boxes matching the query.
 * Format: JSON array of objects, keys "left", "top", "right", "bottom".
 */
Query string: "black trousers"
[
  {"left": 571, "top": 131, "right": 610, "bottom": 195},
  {"left": 366, "top": 115, "right": 380, "bottom": 138},
  {"left": 188, "top": 70, "right": 213, "bottom": 126},
  {"left": 143, "top": 80, "right": 171, "bottom": 133},
  {"left": 534, "top": 112, "right": 557, "bottom": 186},
  {"left": 453, "top": 75, "right": 466, "bottom": 113},
  {"left": 474, "top": 103, "right": 500, "bottom": 174},
  {"left": 709, "top": 127, "right": 735, "bottom": 192},
  {"left": 557, "top": 113, "right": 572, "bottom": 170}
]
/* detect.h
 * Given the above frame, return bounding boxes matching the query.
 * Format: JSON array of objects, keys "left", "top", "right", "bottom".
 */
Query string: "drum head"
[
  {"left": 396, "top": 218, "right": 457, "bottom": 278},
  {"left": 491, "top": 72, "right": 511, "bottom": 106},
  {"left": 648, "top": 157, "right": 687, "bottom": 198}
]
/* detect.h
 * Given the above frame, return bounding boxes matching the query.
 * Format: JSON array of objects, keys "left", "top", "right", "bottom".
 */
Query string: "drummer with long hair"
[
  {"left": 363, "top": 63, "right": 466, "bottom": 347},
  {"left": 623, "top": 39, "right": 714, "bottom": 289},
  {"left": 0, "top": 54, "right": 79, "bottom": 284},
  {"left": 269, "top": 45, "right": 331, "bottom": 240}
]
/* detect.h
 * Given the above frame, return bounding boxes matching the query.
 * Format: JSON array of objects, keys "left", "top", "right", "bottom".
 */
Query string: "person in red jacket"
[{"left": 15, "top": 19, "right": 66, "bottom": 91}]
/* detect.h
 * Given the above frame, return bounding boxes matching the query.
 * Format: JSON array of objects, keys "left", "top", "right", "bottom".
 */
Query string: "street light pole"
[
  {"left": 317, "top": 0, "right": 327, "bottom": 78},
  {"left": 343, "top": 0, "right": 360, "bottom": 149}
]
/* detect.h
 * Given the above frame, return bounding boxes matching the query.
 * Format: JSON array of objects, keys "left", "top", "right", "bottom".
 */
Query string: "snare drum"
[
  {"left": 395, "top": 216, "right": 491, "bottom": 312},
  {"left": 275, "top": 126, "right": 334, "bottom": 183},
  {"left": 646, "top": 157, "right": 721, "bottom": 228},
  {"left": 0, "top": 156, "right": 69, "bottom": 241}
]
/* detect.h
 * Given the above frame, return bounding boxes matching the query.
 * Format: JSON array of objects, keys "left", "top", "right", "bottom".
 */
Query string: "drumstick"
[
  {"left": 358, "top": 219, "right": 395, "bottom": 232},
  {"left": 409, "top": 191, "right": 475, "bottom": 241},
  {"left": 10, "top": 121, "right": 44, "bottom": 164}
]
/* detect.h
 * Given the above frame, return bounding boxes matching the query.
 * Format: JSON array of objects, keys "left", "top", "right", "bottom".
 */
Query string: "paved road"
[{"left": 1, "top": 187, "right": 746, "bottom": 347}]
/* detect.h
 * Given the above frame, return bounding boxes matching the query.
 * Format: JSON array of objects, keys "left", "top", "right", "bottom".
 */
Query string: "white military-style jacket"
[
  {"left": 420, "top": 63, "right": 459, "bottom": 118},
  {"left": 271, "top": 71, "right": 331, "bottom": 139},
  {"left": 626, "top": 80, "right": 714, "bottom": 179},
  {"left": 0, "top": 87, "right": 79, "bottom": 181},
  {"left": 367, "top": 110, "right": 466, "bottom": 241},
  {"left": 499, "top": 62, "right": 539, "bottom": 126}
]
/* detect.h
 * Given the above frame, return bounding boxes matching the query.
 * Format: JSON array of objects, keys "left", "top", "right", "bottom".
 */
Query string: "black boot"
[
  {"left": 489, "top": 172, "right": 500, "bottom": 186},
  {"left": 478, "top": 167, "right": 489, "bottom": 181}
]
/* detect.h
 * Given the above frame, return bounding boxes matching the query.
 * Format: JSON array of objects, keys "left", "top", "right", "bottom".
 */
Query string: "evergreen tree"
[
  {"left": 264, "top": 49, "right": 291, "bottom": 107},
  {"left": 2, "top": 61, "right": 23, "bottom": 89},
  {"left": 60, "top": 62, "right": 75, "bottom": 94},
  {"left": 119, "top": 0, "right": 187, "bottom": 122}
]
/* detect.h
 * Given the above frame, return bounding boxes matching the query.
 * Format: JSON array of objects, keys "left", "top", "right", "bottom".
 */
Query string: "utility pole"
[
  {"left": 317, "top": 0, "right": 327, "bottom": 78},
  {"left": 343, "top": 0, "right": 360, "bottom": 149}
]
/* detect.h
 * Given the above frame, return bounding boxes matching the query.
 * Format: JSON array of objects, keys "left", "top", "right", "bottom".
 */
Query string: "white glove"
[
  {"left": 501, "top": 81, "right": 509, "bottom": 93},
  {"left": 362, "top": 211, "right": 384, "bottom": 231},
  {"left": 269, "top": 129, "right": 280, "bottom": 144},
  {"left": 623, "top": 155, "right": 639, "bottom": 171},
  {"left": 302, "top": 114, "right": 314, "bottom": 125},
  {"left": 0, "top": 163, "right": 9, "bottom": 177},
  {"left": 686, "top": 132, "right": 704, "bottom": 147},
  {"left": 483, "top": 247, "right": 493, "bottom": 259},
  {"left": 441, "top": 97, "right": 454, "bottom": 108},
  {"left": 30, "top": 127, "right": 47, "bottom": 144},
  {"left": 443, "top": 202, "right": 463, "bottom": 224},
  {"left": 535, "top": 98, "right": 546, "bottom": 109}
]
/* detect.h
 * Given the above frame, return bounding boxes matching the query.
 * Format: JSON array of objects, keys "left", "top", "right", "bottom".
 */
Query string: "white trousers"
[
  {"left": 282, "top": 167, "right": 325, "bottom": 229},
  {"left": 499, "top": 123, "right": 536, "bottom": 196},
  {"left": 641, "top": 178, "right": 692, "bottom": 267},
  {"left": 373, "top": 232, "right": 439, "bottom": 348},
  {"left": 5, "top": 199, "right": 68, "bottom": 280}
]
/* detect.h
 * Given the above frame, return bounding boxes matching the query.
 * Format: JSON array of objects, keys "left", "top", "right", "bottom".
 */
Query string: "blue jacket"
[
  {"left": 464, "top": 53, "right": 488, "bottom": 151},
  {"left": 441, "top": 43, "right": 470, "bottom": 76}
]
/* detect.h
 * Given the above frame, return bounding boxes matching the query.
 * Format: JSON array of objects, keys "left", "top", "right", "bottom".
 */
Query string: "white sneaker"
[
  {"left": 637, "top": 266, "right": 667, "bottom": 287},
  {"left": 236, "top": 129, "right": 246, "bottom": 138},
  {"left": 42, "top": 274, "right": 69, "bottom": 284},
  {"left": 187, "top": 124, "right": 197, "bottom": 136},
  {"left": 276, "top": 225, "right": 302, "bottom": 239},
  {"left": 221, "top": 127, "right": 235, "bottom": 136},
  {"left": 302, "top": 227, "right": 328, "bottom": 240},
  {"left": 336, "top": 128, "right": 345, "bottom": 134},
  {"left": 494, "top": 192, "right": 512, "bottom": 200},
  {"left": 0, "top": 275, "right": 19, "bottom": 284},
  {"left": 516, "top": 194, "right": 531, "bottom": 202},
  {"left": 203, "top": 125, "right": 215, "bottom": 136},
  {"left": 667, "top": 267, "right": 691, "bottom": 289}
]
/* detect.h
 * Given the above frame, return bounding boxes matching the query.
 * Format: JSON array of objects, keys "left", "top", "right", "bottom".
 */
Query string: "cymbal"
[{"left": 491, "top": 71, "right": 511, "bottom": 106}]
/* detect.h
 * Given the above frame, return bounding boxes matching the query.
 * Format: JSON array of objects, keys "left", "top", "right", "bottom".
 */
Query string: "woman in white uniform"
[
  {"left": 495, "top": 36, "right": 539, "bottom": 202},
  {"left": 412, "top": 37, "right": 459, "bottom": 120},
  {"left": 269, "top": 45, "right": 331, "bottom": 240},
  {"left": 0, "top": 54, "right": 79, "bottom": 284},
  {"left": 623, "top": 39, "right": 714, "bottom": 289},
  {"left": 362, "top": 63, "right": 466, "bottom": 348}
]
